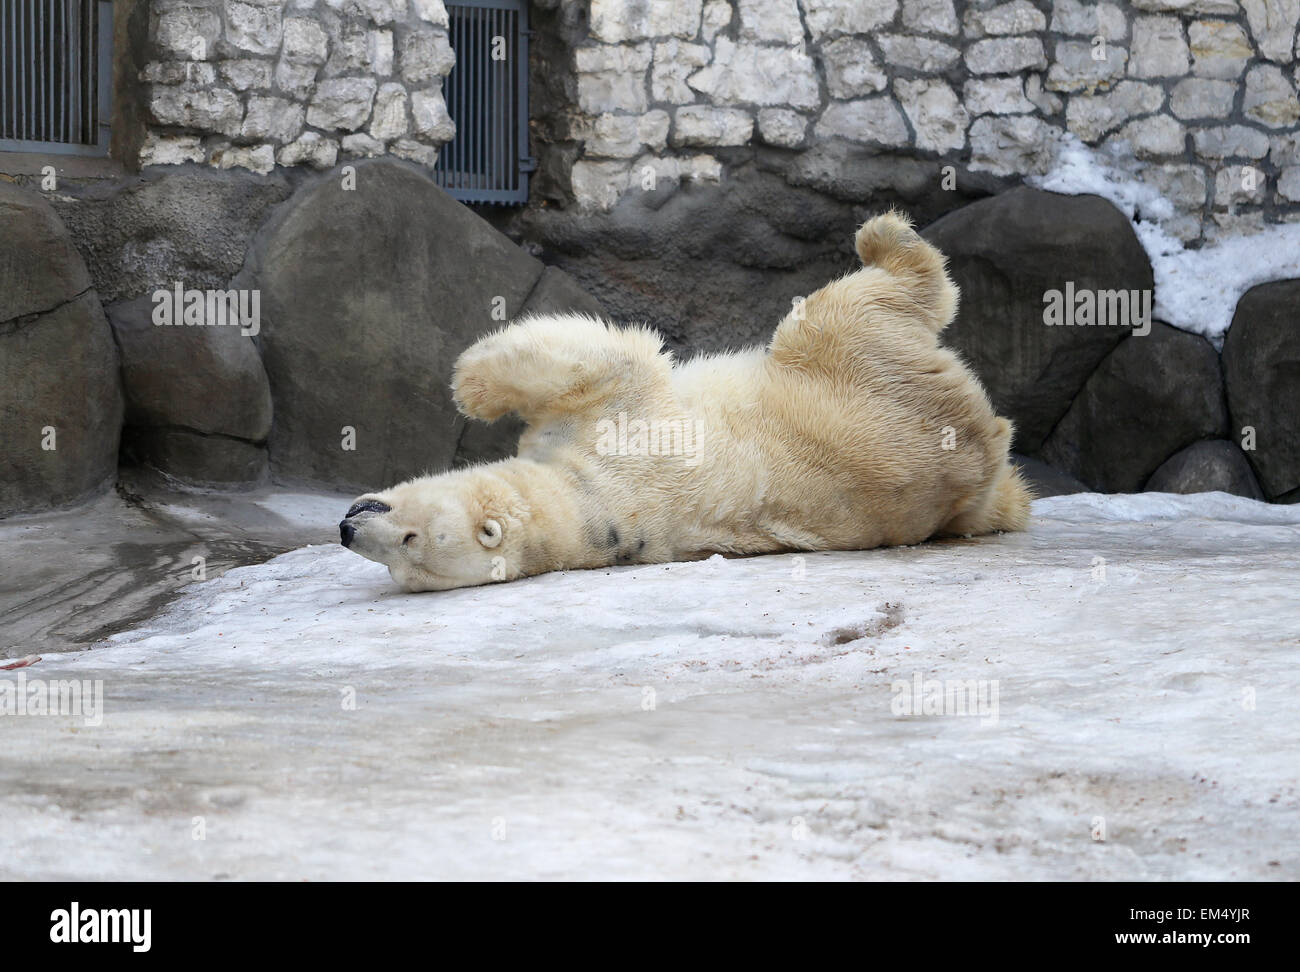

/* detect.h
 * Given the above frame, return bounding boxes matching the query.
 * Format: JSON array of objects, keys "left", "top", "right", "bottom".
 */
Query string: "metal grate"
[
  {"left": 434, "top": 0, "right": 533, "bottom": 205},
  {"left": 0, "top": 0, "right": 113, "bottom": 156}
]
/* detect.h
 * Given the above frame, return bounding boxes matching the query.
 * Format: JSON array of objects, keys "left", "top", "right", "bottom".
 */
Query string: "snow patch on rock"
[{"left": 1030, "top": 137, "right": 1300, "bottom": 346}]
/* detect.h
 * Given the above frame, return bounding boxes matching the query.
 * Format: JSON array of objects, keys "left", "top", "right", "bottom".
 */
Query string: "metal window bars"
[
  {"left": 434, "top": 0, "right": 533, "bottom": 204},
  {"left": 0, "top": 0, "right": 113, "bottom": 156}
]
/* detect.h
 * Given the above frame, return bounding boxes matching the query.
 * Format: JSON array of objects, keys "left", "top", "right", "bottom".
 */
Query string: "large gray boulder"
[
  {"left": 50, "top": 166, "right": 293, "bottom": 304},
  {"left": 107, "top": 294, "right": 273, "bottom": 485},
  {"left": 1145, "top": 440, "right": 1265, "bottom": 500},
  {"left": 1, "top": 185, "right": 89, "bottom": 317},
  {"left": 1222, "top": 280, "right": 1300, "bottom": 501},
  {"left": 0, "top": 184, "right": 124, "bottom": 515},
  {"left": 245, "top": 158, "right": 603, "bottom": 491},
  {"left": 923, "top": 188, "right": 1154, "bottom": 453},
  {"left": 1041, "top": 322, "right": 1227, "bottom": 492}
]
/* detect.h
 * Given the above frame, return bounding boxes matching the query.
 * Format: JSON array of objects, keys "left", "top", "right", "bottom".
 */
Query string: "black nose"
[
  {"left": 345, "top": 500, "right": 391, "bottom": 519},
  {"left": 339, "top": 521, "right": 356, "bottom": 547}
]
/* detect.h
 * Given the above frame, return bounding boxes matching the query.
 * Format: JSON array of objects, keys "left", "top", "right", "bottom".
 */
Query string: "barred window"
[
  {"left": 434, "top": 0, "right": 533, "bottom": 205},
  {"left": 0, "top": 0, "right": 113, "bottom": 156}
]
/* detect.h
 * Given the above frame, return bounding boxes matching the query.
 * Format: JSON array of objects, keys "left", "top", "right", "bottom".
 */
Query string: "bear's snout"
[
  {"left": 345, "top": 500, "right": 392, "bottom": 518},
  {"left": 341, "top": 499, "right": 392, "bottom": 549}
]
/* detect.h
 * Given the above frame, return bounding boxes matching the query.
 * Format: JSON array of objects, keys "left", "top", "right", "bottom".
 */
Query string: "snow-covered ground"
[{"left": 3, "top": 492, "right": 1298, "bottom": 880}]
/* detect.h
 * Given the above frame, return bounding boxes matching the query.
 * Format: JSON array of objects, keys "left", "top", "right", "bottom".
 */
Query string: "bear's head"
[{"left": 339, "top": 467, "right": 527, "bottom": 592}]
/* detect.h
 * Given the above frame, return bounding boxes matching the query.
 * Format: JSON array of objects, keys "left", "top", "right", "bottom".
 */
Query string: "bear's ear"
[{"left": 476, "top": 518, "right": 503, "bottom": 548}]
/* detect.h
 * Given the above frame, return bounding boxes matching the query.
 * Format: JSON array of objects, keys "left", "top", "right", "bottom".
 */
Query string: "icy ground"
[{"left": 3, "top": 493, "right": 1298, "bottom": 880}]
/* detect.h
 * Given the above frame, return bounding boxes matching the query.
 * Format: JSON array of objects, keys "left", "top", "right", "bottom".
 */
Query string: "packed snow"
[
  {"left": 3, "top": 492, "right": 1298, "bottom": 880},
  {"left": 1029, "top": 136, "right": 1300, "bottom": 347}
]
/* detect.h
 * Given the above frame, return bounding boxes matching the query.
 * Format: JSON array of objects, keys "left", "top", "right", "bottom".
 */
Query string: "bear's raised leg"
[
  {"left": 851, "top": 210, "right": 958, "bottom": 333},
  {"left": 768, "top": 211, "right": 960, "bottom": 374},
  {"left": 452, "top": 313, "right": 672, "bottom": 423}
]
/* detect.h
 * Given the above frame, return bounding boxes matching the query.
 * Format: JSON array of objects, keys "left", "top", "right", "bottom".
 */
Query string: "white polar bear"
[{"left": 340, "top": 213, "right": 1031, "bottom": 592}]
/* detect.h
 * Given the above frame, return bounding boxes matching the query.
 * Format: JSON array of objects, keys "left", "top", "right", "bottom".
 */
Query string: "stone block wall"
[
  {"left": 138, "top": 0, "right": 457, "bottom": 173},
  {"left": 549, "top": 0, "right": 1300, "bottom": 243}
]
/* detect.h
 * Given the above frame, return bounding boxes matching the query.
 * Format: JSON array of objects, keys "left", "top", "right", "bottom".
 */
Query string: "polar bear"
[{"left": 340, "top": 213, "right": 1031, "bottom": 592}]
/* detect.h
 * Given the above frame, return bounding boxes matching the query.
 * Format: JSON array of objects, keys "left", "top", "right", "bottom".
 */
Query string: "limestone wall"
[
  {"left": 138, "top": 0, "right": 457, "bottom": 173},
  {"left": 553, "top": 0, "right": 1300, "bottom": 243},
  {"left": 129, "top": 0, "right": 1300, "bottom": 243}
]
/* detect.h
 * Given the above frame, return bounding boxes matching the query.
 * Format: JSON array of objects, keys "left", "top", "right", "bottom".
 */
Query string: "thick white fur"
[{"left": 341, "top": 213, "right": 1032, "bottom": 592}]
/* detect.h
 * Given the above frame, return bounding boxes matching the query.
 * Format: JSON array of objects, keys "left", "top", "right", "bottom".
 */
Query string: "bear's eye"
[{"left": 402, "top": 532, "right": 417, "bottom": 546}]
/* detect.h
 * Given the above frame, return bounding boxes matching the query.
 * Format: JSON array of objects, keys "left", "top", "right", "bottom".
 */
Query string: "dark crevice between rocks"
[
  {"left": 1031, "top": 331, "right": 1134, "bottom": 472},
  {"left": 1032, "top": 368, "right": 1092, "bottom": 463},
  {"left": 122, "top": 422, "right": 266, "bottom": 447},
  {"left": 513, "top": 257, "right": 551, "bottom": 315},
  {"left": 0, "top": 287, "right": 94, "bottom": 333},
  {"left": 450, "top": 418, "right": 472, "bottom": 467}
]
